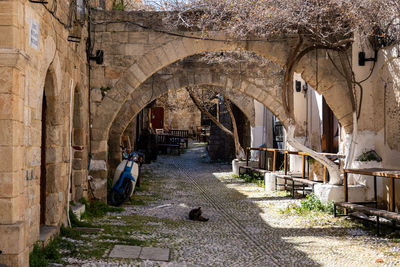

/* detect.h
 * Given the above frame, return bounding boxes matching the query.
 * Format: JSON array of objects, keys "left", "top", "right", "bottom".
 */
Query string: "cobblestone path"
[
  {"left": 167, "top": 147, "right": 317, "bottom": 266},
  {"left": 62, "top": 143, "right": 400, "bottom": 266}
]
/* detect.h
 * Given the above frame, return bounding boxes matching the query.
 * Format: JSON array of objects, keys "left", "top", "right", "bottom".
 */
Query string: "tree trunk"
[
  {"left": 224, "top": 98, "right": 245, "bottom": 159},
  {"left": 187, "top": 89, "right": 245, "bottom": 159},
  {"left": 286, "top": 124, "right": 342, "bottom": 185}
]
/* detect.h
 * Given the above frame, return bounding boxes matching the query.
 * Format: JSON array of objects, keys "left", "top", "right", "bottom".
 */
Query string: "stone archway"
[{"left": 90, "top": 10, "right": 354, "bottom": 160}]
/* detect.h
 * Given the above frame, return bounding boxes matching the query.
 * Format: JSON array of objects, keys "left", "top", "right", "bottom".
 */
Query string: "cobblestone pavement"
[{"left": 63, "top": 143, "right": 400, "bottom": 266}]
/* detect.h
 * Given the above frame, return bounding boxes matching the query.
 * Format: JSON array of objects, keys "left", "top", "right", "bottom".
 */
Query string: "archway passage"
[{"left": 90, "top": 9, "right": 354, "bottom": 159}]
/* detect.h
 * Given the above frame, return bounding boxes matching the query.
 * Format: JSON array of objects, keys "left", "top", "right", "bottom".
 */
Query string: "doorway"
[
  {"left": 322, "top": 98, "right": 339, "bottom": 153},
  {"left": 150, "top": 107, "right": 164, "bottom": 129}
]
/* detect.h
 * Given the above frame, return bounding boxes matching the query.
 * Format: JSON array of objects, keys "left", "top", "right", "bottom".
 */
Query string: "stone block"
[
  {"left": 125, "top": 43, "right": 145, "bottom": 56},
  {"left": 139, "top": 247, "right": 170, "bottom": 261},
  {"left": 106, "top": 22, "right": 126, "bottom": 32},
  {"left": 0, "top": 120, "right": 23, "bottom": 146},
  {"left": 74, "top": 151, "right": 83, "bottom": 159},
  {"left": 104, "top": 68, "right": 122, "bottom": 79},
  {"left": 73, "top": 128, "right": 85, "bottom": 146},
  {"left": 0, "top": 94, "right": 24, "bottom": 121},
  {"left": 109, "top": 245, "right": 141, "bottom": 259},
  {"left": 0, "top": 171, "right": 23, "bottom": 198},
  {"left": 46, "top": 146, "right": 63, "bottom": 164},
  {"left": 0, "top": 146, "right": 23, "bottom": 172},
  {"left": 0, "top": 2, "right": 22, "bottom": 27},
  {"left": 90, "top": 177, "right": 107, "bottom": 202},
  {"left": 112, "top": 32, "right": 128, "bottom": 43},
  {"left": 0, "top": 196, "right": 23, "bottom": 224},
  {"left": 45, "top": 193, "right": 62, "bottom": 225},
  {"left": 128, "top": 32, "right": 148, "bottom": 44},
  {"left": 73, "top": 171, "right": 85, "bottom": 186},
  {"left": 89, "top": 169, "right": 107, "bottom": 180},
  {"left": 0, "top": 67, "right": 23, "bottom": 96},
  {"left": 314, "top": 183, "right": 367, "bottom": 203},
  {"left": 0, "top": 25, "right": 19, "bottom": 49},
  {"left": 72, "top": 158, "right": 83, "bottom": 170},
  {"left": 0, "top": 247, "right": 29, "bottom": 267},
  {"left": 46, "top": 164, "right": 62, "bottom": 193}
]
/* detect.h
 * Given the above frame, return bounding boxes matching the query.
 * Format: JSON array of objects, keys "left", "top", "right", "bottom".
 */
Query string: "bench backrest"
[{"left": 170, "top": 130, "right": 189, "bottom": 138}]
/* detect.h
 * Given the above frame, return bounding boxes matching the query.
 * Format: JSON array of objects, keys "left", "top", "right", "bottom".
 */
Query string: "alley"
[{"left": 59, "top": 143, "right": 400, "bottom": 266}]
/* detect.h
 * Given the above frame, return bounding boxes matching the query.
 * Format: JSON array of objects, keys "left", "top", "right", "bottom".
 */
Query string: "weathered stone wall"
[
  {"left": 155, "top": 88, "right": 201, "bottom": 134},
  {"left": 0, "top": 1, "right": 89, "bottom": 265}
]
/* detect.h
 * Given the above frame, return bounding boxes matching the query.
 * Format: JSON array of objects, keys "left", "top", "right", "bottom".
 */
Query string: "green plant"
[
  {"left": 79, "top": 198, "right": 124, "bottom": 219},
  {"left": 100, "top": 87, "right": 111, "bottom": 99},
  {"left": 29, "top": 238, "right": 61, "bottom": 267},
  {"left": 357, "top": 150, "right": 382, "bottom": 162},
  {"left": 113, "top": 0, "right": 125, "bottom": 10},
  {"left": 299, "top": 193, "right": 326, "bottom": 211},
  {"left": 69, "top": 209, "right": 96, "bottom": 228},
  {"left": 281, "top": 193, "right": 335, "bottom": 215}
]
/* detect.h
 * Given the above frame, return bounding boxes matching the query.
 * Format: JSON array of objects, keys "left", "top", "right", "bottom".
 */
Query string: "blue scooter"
[{"left": 110, "top": 147, "right": 143, "bottom": 206}]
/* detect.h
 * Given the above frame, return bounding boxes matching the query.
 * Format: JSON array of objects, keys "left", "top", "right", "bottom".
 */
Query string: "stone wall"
[
  {"left": 0, "top": 0, "right": 89, "bottom": 266},
  {"left": 155, "top": 88, "right": 201, "bottom": 134}
]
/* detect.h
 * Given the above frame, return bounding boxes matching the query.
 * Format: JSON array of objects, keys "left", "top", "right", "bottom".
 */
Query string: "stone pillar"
[
  {"left": 0, "top": 53, "right": 29, "bottom": 267},
  {"left": 250, "top": 100, "right": 266, "bottom": 159}
]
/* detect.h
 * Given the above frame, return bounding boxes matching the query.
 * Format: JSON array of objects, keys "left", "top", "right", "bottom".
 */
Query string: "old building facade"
[{"left": 1, "top": 3, "right": 400, "bottom": 266}]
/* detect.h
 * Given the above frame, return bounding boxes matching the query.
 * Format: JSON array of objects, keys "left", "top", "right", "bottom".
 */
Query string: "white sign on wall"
[{"left": 30, "top": 19, "right": 39, "bottom": 50}]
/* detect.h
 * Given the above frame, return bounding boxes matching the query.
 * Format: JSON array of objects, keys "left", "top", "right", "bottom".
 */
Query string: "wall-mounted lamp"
[
  {"left": 303, "top": 83, "right": 308, "bottom": 93},
  {"left": 295, "top": 80, "right": 302, "bottom": 92},
  {"left": 29, "top": 0, "right": 49, "bottom": 3},
  {"left": 89, "top": 50, "right": 104, "bottom": 65},
  {"left": 358, "top": 51, "right": 377, "bottom": 66}
]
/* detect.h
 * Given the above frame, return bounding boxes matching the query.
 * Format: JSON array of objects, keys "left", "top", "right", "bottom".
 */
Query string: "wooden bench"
[
  {"left": 156, "top": 134, "right": 181, "bottom": 155},
  {"left": 169, "top": 129, "right": 189, "bottom": 148},
  {"left": 334, "top": 168, "right": 400, "bottom": 234},
  {"left": 274, "top": 174, "right": 320, "bottom": 197},
  {"left": 275, "top": 151, "right": 344, "bottom": 198},
  {"left": 334, "top": 202, "right": 400, "bottom": 234},
  {"left": 239, "top": 147, "right": 285, "bottom": 180}
]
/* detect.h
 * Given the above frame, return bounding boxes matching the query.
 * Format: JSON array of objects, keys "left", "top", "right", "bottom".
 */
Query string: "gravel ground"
[{"left": 62, "top": 142, "right": 400, "bottom": 266}]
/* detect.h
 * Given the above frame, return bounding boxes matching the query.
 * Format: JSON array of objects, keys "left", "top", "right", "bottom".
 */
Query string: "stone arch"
[
  {"left": 108, "top": 63, "right": 286, "bottom": 138},
  {"left": 107, "top": 84, "right": 258, "bottom": 165},
  {"left": 104, "top": 61, "right": 286, "bottom": 167},
  {"left": 91, "top": 37, "right": 354, "bottom": 158}
]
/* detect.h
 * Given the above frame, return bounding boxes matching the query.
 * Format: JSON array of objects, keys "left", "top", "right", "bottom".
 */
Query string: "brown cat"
[{"left": 189, "top": 207, "right": 209, "bottom": 222}]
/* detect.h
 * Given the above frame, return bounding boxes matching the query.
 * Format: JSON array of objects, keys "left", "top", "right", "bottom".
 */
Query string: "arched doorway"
[{"left": 40, "top": 67, "right": 62, "bottom": 227}]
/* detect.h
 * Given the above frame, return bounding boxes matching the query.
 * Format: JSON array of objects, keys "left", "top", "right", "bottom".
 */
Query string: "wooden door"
[
  {"left": 322, "top": 98, "right": 339, "bottom": 153},
  {"left": 151, "top": 107, "right": 164, "bottom": 129}
]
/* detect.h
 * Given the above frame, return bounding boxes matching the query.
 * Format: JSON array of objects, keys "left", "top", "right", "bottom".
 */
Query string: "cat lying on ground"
[{"left": 189, "top": 207, "right": 209, "bottom": 222}]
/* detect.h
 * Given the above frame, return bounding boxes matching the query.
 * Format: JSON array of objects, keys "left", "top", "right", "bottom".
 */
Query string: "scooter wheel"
[{"left": 110, "top": 179, "right": 133, "bottom": 206}]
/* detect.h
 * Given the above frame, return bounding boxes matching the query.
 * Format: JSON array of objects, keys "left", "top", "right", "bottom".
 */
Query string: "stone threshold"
[{"left": 39, "top": 226, "right": 58, "bottom": 246}]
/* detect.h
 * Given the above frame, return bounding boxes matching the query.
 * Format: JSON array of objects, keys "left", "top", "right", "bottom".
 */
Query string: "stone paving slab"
[
  {"left": 139, "top": 247, "right": 170, "bottom": 261},
  {"left": 109, "top": 245, "right": 170, "bottom": 261},
  {"left": 109, "top": 245, "right": 141, "bottom": 259}
]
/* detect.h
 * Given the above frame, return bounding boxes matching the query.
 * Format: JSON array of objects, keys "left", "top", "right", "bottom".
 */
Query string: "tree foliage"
[{"left": 160, "top": 0, "right": 400, "bottom": 49}]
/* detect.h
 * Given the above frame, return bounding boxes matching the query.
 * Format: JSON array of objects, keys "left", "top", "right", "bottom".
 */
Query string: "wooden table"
[{"left": 344, "top": 168, "right": 400, "bottom": 212}]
